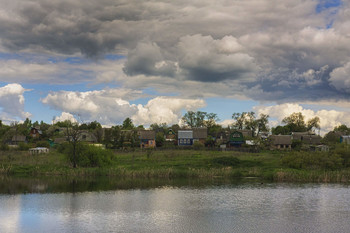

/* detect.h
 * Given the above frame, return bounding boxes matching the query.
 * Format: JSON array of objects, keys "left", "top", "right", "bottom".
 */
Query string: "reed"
[{"left": 1, "top": 149, "right": 350, "bottom": 183}]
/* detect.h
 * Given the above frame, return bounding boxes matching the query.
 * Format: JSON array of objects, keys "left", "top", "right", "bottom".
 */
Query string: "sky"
[{"left": 0, "top": 0, "right": 350, "bottom": 134}]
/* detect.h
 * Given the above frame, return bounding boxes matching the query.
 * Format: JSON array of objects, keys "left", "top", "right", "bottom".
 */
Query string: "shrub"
[
  {"left": 18, "top": 142, "right": 31, "bottom": 151},
  {"left": 0, "top": 144, "right": 9, "bottom": 151},
  {"left": 36, "top": 141, "right": 50, "bottom": 148},
  {"left": 212, "top": 156, "right": 240, "bottom": 167},
  {"left": 66, "top": 143, "right": 115, "bottom": 167},
  {"left": 333, "top": 144, "right": 350, "bottom": 167},
  {"left": 193, "top": 141, "right": 205, "bottom": 150}
]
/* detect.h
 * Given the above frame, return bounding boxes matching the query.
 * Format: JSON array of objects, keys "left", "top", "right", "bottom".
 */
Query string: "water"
[{"left": 1, "top": 177, "right": 350, "bottom": 233}]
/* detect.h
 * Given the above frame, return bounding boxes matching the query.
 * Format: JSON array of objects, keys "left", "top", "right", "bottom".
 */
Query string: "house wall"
[{"left": 141, "top": 139, "right": 156, "bottom": 148}]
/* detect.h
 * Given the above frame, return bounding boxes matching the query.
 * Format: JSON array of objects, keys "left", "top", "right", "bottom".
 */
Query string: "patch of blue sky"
[
  {"left": 129, "top": 97, "right": 150, "bottom": 106},
  {"left": 0, "top": 52, "right": 23, "bottom": 60},
  {"left": 23, "top": 88, "right": 61, "bottom": 123},
  {"left": 63, "top": 56, "right": 90, "bottom": 64},
  {"left": 316, "top": 0, "right": 342, "bottom": 29},
  {"left": 104, "top": 54, "right": 125, "bottom": 60},
  {"left": 316, "top": 0, "right": 342, "bottom": 13}
]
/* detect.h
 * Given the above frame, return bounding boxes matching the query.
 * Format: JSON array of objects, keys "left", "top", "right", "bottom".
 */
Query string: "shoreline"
[{"left": 1, "top": 149, "right": 350, "bottom": 183}]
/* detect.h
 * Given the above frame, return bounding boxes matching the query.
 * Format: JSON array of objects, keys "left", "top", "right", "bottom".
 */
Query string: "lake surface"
[{"left": 1, "top": 177, "right": 350, "bottom": 233}]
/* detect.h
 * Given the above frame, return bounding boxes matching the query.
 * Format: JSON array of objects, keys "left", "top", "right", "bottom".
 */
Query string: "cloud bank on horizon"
[{"left": 0, "top": 0, "right": 350, "bottom": 133}]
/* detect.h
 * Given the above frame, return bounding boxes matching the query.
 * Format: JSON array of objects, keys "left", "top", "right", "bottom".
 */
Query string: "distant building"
[
  {"left": 29, "top": 147, "right": 49, "bottom": 155},
  {"left": 193, "top": 128, "right": 208, "bottom": 144},
  {"left": 269, "top": 135, "right": 292, "bottom": 150},
  {"left": 238, "top": 129, "right": 253, "bottom": 138},
  {"left": 178, "top": 130, "right": 193, "bottom": 146},
  {"left": 138, "top": 130, "right": 156, "bottom": 148},
  {"left": 340, "top": 136, "right": 350, "bottom": 144},
  {"left": 292, "top": 132, "right": 322, "bottom": 145},
  {"left": 165, "top": 129, "right": 176, "bottom": 142},
  {"left": 228, "top": 131, "right": 245, "bottom": 147},
  {"left": 78, "top": 131, "right": 97, "bottom": 143},
  {"left": 29, "top": 127, "right": 42, "bottom": 138},
  {"left": 11, "top": 135, "right": 27, "bottom": 145}
]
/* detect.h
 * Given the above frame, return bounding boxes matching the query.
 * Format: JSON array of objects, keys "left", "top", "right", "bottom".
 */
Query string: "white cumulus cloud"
[
  {"left": 254, "top": 103, "right": 350, "bottom": 135},
  {"left": 0, "top": 83, "right": 31, "bottom": 123},
  {"left": 42, "top": 88, "right": 206, "bottom": 126}
]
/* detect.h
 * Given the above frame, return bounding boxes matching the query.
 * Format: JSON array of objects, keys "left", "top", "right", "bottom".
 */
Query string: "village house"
[
  {"left": 29, "top": 127, "right": 42, "bottom": 139},
  {"left": 238, "top": 129, "right": 253, "bottom": 138},
  {"left": 165, "top": 129, "right": 176, "bottom": 142},
  {"left": 178, "top": 129, "right": 193, "bottom": 146},
  {"left": 78, "top": 131, "right": 97, "bottom": 143},
  {"left": 340, "top": 135, "right": 350, "bottom": 144},
  {"left": 292, "top": 132, "right": 321, "bottom": 144},
  {"left": 269, "top": 135, "right": 292, "bottom": 150},
  {"left": 228, "top": 131, "right": 245, "bottom": 148},
  {"left": 193, "top": 128, "right": 208, "bottom": 144},
  {"left": 11, "top": 135, "right": 27, "bottom": 145},
  {"left": 138, "top": 130, "right": 156, "bottom": 148}
]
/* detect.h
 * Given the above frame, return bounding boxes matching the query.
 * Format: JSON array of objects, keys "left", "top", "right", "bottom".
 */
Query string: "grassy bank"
[{"left": 1, "top": 149, "right": 350, "bottom": 183}]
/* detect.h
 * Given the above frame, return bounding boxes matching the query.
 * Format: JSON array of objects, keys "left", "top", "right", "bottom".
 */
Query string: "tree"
[
  {"left": 182, "top": 111, "right": 219, "bottom": 128},
  {"left": 334, "top": 124, "right": 350, "bottom": 134},
  {"left": 150, "top": 123, "right": 168, "bottom": 134},
  {"left": 256, "top": 113, "right": 270, "bottom": 135},
  {"left": 232, "top": 112, "right": 246, "bottom": 130},
  {"left": 155, "top": 132, "right": 165, "bottom": 147},
  {"left": 307, "top": 116, "right": 321, "bottom": 133},
  {"left": 122, "top": 118, "right": 134, "bottom": 130},
  {"left": 65, "top": 121, "right": 82, "bottom": 168},
  {"left": 282, "top": 112, "right": 307, "bottom": 132},
  {"left": 232, "top": 112, "right": 269, "bottom": 136}
]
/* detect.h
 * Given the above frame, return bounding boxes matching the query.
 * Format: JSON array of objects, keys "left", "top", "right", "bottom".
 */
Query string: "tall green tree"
[
  {"left": 334, "top": 124, "right": 350, "bottom": 134},
  {"left": 182, "top": 111, "right": 219, "bottom": 128},
  {"left": 232, "top": 112, "right": 269, "bottom": 136},
  {"left": 307, "top": 116, "right": 321, "bottom": 133},
  {"left": 282, "top": 112, "right": 307, "bottom": 132},
  {"left": 122, "top": 118, "right": 134, "bottom": 130}
]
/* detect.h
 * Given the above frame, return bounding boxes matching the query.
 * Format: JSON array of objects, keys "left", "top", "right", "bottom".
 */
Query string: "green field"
[{"left": 1, "top": 149, "right": 350, "bottom": 183}]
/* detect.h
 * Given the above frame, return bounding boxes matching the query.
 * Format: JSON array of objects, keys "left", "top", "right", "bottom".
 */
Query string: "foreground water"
[{"left": 0, "top": 177, "right": 350, "bottom": 233}]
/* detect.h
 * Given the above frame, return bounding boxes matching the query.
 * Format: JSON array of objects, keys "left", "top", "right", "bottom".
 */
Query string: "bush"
[
  {"left": 0, "top": 144, "right": 9, "bottom": 151},
  {"left": 333, "top": 144, "right": 350, "bottom": 167},
  {"left": 66, "top": 143, "right": 115, "bottom": 167},
  {"left": 212, "top": 156, "right": 240, "bottom": 167},
  {"left": 193, "top": 141, "right": 205, "bottom": 150},
  {"left": 18, "top": 142, "right": 31, "bottom": 151},
  {"left": 36, "top": 141, "right": 50, "bottom": 148}
]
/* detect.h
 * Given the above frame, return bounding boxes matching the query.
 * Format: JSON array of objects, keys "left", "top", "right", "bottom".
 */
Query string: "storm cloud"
[{"left": 0, "top": 0, "right": 350, "bottom": 105}]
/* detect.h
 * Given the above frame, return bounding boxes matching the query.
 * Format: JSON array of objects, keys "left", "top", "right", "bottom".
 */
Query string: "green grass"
[{"left": 1, "top": 149, "right": 350, "bottom": 182}]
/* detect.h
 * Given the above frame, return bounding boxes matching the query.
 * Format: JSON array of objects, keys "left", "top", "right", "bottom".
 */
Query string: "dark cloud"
[{"left": 1, "top": 0, "right": 350, "bottom": 104}]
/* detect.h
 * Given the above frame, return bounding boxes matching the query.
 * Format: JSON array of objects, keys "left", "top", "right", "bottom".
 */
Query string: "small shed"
[
  {"left": 270, "top": 135, "right": 292, "bottom": 150},
  {"left": 29, "top": 147, "right": 49, "bottom": 155},
  {"left": 11, "top": 135, "right": 27, "bottom": 145}
]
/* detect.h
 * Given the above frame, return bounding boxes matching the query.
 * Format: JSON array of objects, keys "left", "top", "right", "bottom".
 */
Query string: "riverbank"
[{"left": 1, "top": 149, "right": 350, "bottom": 183}]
